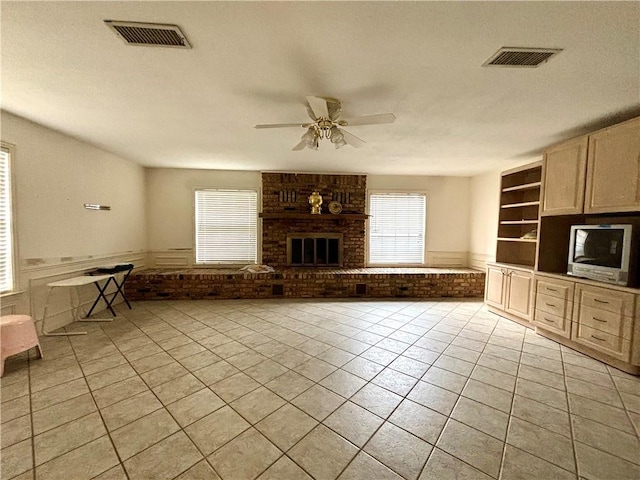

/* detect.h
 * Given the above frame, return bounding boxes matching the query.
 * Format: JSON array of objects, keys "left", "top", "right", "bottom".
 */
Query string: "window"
[
  {"left": 195, "top": 189, "right": 258, "bottom": 264},
  {"left": 0, "top": 145, "right": 15, "bottom": 293},
  {"left": 368, "top": 192, "right": 426, "bottom": 265}
]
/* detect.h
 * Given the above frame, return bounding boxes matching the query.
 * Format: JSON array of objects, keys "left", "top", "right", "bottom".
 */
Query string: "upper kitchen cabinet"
[
  {"left": 585, "top": 117, "right": 640, "bottom": 214},
  {"left": 541, "top": 116, "right": 640, "bottom": 216},
  {"left": 540, "top": 136, "right": 588, "bottom": 216}
]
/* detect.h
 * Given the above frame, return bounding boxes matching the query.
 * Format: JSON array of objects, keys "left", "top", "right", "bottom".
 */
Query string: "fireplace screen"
[{"left": 287, "top": 234, "right": 343, "bottom": 266}]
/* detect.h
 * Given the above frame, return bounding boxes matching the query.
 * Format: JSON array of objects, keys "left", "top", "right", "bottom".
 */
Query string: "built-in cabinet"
[
  {"left": 585, "top": 117, "right": 640, "bottom": 214},
  {"left": 540, "top": 137, "right": 588, "bottom": 216},
  {"left": 541, "top": 116, "right": 640, "bottom": 216},
  {"left": 534, "top": 272, "right": 639, "bottom": 373},
  {"left": 495, "top": 163, "right": 542, "bottom": 268},
  {"left": 487, "top": 116, "right": 640, "bottom": 373},
  {"left": 486, "top": 264, "right": 534, "bottom": 324},
  {"left": 532, "top": 275, "right": 574, "bottom": 338},
  {"left": 486, "top": 162, "right": 541, "bottom": 324}
]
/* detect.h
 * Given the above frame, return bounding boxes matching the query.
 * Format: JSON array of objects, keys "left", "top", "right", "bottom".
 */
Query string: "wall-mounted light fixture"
[{"left": 84, "top": 204, "right": 111, "bottom": 211}]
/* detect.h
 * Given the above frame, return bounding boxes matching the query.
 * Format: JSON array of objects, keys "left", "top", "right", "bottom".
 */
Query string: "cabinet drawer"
[
  {"left": 536, "top": 279, "right": 573, "bottom": 301},
  {"left": 572, "top": 323, "right": 630, "bottom": 360},
  {"left": 536, "top": 292, "right": 571, "bottom": 318},
  {"left": 534, "top": 309, "right": 570, "bottom": 338},
  {"left": 577, "top": 288, "right": 635, "bottom": 317},
  {"left": 578, "top": 305, "right": 631, "bottom": 338}
]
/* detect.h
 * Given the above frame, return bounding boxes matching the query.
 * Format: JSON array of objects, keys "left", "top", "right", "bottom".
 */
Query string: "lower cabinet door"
[
  {"left": 485, "top": 266, "right": 506, "bottom": 309},
  {"left": 505, "top": 270, "right": 533, "bottom": 321}
]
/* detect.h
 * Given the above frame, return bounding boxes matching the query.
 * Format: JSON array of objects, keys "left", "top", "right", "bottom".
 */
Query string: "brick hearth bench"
[{"left": 125, "top": 268, "right": 486, "bottom": 301}]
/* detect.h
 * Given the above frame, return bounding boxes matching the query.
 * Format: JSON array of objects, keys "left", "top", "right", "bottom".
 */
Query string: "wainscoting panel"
[
  {"left": 426, "top": 251, "right": 468, "bottom": 268},
  {"left": 469, "top": 252, "right": 493, "bottom": 271},
  {"left": 148, "top": 249, "right": 193, "bottom": 268},
  {"left": 17, "top": 251, "right": 146, "bottom": 333}
]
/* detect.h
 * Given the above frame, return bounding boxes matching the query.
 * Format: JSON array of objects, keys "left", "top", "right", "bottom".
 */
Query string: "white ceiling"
[{"left": 2, "top": 1, "right": 639, "bottom": 176}]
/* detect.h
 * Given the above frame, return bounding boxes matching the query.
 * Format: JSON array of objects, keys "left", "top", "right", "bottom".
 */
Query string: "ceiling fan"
[{"left": 254, "top": 96, "right": 396, "bottom": 150}]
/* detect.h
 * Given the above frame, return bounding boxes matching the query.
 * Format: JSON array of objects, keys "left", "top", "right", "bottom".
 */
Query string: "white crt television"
[{"left": 567, "top": 224, "right": 633, "bottom": 286}]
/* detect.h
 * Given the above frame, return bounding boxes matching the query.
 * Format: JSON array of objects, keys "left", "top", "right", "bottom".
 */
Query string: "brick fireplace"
[
  {"left": 260, "top": 173, "right": 367, "bottom": 268},
  {"left": 128, "top": 172, "right": 487, "bottom": 301}
]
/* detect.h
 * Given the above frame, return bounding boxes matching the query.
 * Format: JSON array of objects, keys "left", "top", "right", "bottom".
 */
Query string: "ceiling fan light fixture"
[
  {"left": 300, "top": 127, "right": 320, "bottom": 150},
  {"left": 330, "top": 127, "right": 347, "bottom": 149},
  {"left": 257, "top": 96, "right": 396, "bottom": 151}
]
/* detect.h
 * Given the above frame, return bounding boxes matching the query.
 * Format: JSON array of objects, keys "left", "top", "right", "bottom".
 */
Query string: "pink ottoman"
[{"left": 0, "top": 315, "right": 43, "bottom": 376}]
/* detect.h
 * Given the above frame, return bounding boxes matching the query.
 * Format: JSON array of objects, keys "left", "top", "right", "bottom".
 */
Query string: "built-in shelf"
[
  {"left": 495, "top": 162, "right": 543, "bottom": 268},
  {"left": 500, "top": 220, "right": 539, "bottom": 225},
  {"left": 502, "top": 181, "right": 541, "bottom": 193},
  {"left": 501, "top": 201, "right": 540, "bottom": 209},
  {"left": 259, "top": 212, "right": 369, "bottom": 220},
  {"left": 497, "top": 237, "right": 538, "bottom": 243}
]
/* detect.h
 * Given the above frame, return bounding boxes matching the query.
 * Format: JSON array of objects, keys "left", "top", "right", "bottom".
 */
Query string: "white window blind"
[
  {"left": 369, "top": 193, "right": 426, "bottom": 265},
  {"left": 0, "top": 147, "right": 14, "bottom": 293},
  {"left": 195, "top": 189, "right": 258, "bottom": 264}
]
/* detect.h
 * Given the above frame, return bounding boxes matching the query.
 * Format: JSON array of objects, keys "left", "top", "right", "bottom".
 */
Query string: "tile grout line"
[
  {"left": 607, "top": 366, "right": 640, "bottom": 440},
  {"left": 560, "top": 345, "right": 582, "bottom": 480},
  {"left": 116, "top": 302, "right": 320, "bottom": 480},
  {"left": 258, "top": 299, "right": 461, "bottom": 479},
  {"left": 96, "top": 303, "right": 238, "bottom": 479},
  {"left": 96, "top": 304, "right": 225, "bottom": 480},
  {"left": 14, "top": 299, "right": 640, "bottom": 480},
  {"left": 328, "top": 302, "right": 495, "bottom": 480},
  {"left": 139, "top": 300, "right": 640, "bottom": 476},
  {"left": 28, "top": 346, "right": 37, "bottom": 480},
  {"left": 562, "top": 348, "right": 640, "bottom": 469},
  {"left": 497, "top": 327, "right": 526, "bottom": 480},
  {"left": 416, "top": 305, "right": 507, "bottom": 480},
  {"left": 64, "top": 321, "right": 133, "bottom": 480}
]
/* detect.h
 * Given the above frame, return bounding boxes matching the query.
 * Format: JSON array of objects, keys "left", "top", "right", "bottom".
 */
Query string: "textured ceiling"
[{"left": 2, "top": 1, "right": 639, "bottom": 176}]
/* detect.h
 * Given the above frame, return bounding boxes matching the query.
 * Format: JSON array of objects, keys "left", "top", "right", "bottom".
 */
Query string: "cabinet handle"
[
  {"left": 592, "top": 317, "right": 607, "bottom": 323},
  {"left": 546, "top": 287, "right": 558, "bottom": 292},
  {"left": 545, "top": 303, "right": 556, "bottom": 307},
  {"left": 594, "top": 299, "right": 609, "bottom": 304},
  {"left": 590, "top": 334, "right": 606, "bottom": 342},
  {"left": 544, "top": 317, "right": 555, "bottom": 323}
]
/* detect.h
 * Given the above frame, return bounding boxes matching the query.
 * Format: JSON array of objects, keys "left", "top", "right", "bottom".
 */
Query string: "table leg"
[
  {"left": 42, "top": 286, "right": 87, "bottom": 336},
  {"left": 85, "top": 277, "right": 117, "bottom": 318}
]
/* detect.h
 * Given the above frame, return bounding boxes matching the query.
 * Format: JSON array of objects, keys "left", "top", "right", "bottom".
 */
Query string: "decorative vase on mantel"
[{"left": 308, "top": 191, "right": 322, "bottom": 214}]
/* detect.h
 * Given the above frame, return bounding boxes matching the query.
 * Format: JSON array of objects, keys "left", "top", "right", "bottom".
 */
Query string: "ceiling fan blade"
[
  {"left": 255, "top": 123, "right": 310, "bottom": 129},
  {"left": 340, "top": 113, "right": 396, "bottom": 126},
  {"left": 327, "top": 98, "right": 342, "bottom": 121},
  {"left": 340, "top": 129, "right": 366, "bottom": 148},
  {"left": 292, "top": 140, "right": 307, "bottom": 151},
  {"left": 306, "top": 96, "right": 330, "bottom": 119}
]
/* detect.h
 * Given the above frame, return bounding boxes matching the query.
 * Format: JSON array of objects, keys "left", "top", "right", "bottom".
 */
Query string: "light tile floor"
[{"left": 1, "top": 299, "right": 639, "bottom": 480}]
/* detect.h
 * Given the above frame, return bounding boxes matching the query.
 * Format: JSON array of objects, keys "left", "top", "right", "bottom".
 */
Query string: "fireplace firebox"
[{"left": 287, "top": 233, "right": 343, "bottom": 267}]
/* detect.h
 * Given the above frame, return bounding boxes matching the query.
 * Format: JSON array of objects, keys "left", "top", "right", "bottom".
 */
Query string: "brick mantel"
[{"left": 261, "top": 173, "right": 367, "bottom": 268}]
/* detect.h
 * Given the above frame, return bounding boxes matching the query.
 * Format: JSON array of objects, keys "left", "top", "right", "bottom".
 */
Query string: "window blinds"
[
  {"left": 195, "top": 189, "right": 258, "bottom": 264},
  {"left": 369, "top": 193, "right": 426, "bottom": 264},
  {"left": 0, "top": 148, "right": 14, "bottom": 293}
]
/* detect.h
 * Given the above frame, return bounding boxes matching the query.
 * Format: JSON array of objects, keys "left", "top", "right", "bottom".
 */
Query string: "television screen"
[{"left": 573, "top": 228, "right": 625, "bottom": 268}]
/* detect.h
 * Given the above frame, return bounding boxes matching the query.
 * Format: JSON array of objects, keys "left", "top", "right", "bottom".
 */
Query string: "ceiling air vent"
[
  {"left": 483, "top": 47, "right": 562, "bottom": 68},
  {"left": 104, "top": 20, "right": 191, "bottom": 48}
]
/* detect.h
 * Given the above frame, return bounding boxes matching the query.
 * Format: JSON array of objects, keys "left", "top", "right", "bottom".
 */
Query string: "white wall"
[
  {"left": 1, "top": 111, "right": 146, "bottom": 329},
  {"left": 145, "top": 168, "right": 261, "bottom": 266},
  {"left": 368, "top": 175, "right": 471, "bottom": 266},
  {"left": 146, "top": 170, "right": 472, "bottom": 268},
  {"left": 468, "top": 169, "right": 502, "bottom": 270}
]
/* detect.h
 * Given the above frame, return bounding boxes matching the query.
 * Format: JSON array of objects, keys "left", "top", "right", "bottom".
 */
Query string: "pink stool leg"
[{"left": 1, "top": 314, "right": 43, "bottom": 376}]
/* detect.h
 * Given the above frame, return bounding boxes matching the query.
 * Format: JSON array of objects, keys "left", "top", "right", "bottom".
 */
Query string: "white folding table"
[{"left": 41, "top": 274, "right": 115, "bottom": 336}]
